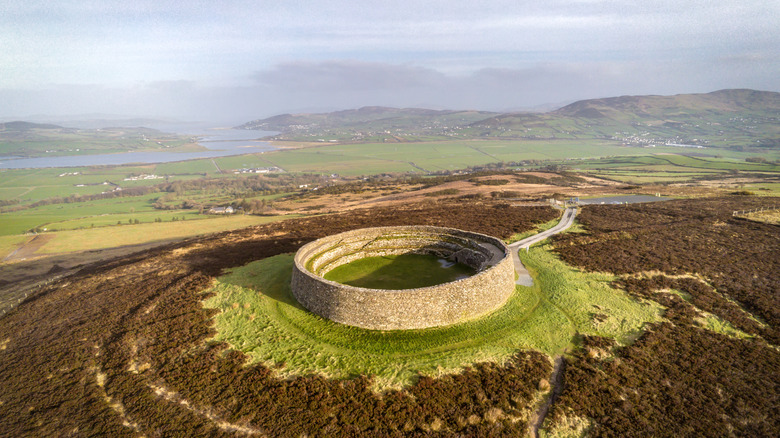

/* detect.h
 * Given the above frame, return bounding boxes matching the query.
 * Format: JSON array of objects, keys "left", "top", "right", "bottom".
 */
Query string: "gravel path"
[
  {"left": 507, "top": 210, "right": 576, "bottom": 435},
  {"left": 509, "top": 207, "right": 577, "bottom": 286}
]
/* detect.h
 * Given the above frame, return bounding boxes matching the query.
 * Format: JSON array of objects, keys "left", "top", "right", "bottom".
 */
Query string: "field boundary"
[{"left": 733, "top": 205, "right": 780, "bottom": 216}]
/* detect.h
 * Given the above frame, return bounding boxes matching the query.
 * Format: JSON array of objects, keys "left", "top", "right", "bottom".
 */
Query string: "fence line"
[{"left": 732, "top": 205, "right": 779, "bottom": 216}]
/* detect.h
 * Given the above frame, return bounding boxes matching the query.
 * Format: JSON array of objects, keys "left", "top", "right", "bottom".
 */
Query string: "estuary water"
[{"left": 0, "top": 125, "right": 277, "bottom": 169}]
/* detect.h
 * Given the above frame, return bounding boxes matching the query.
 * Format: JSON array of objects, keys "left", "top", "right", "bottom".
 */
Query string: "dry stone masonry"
[{"left": 291, "top": 226, "right": 515, "bottom": 330}]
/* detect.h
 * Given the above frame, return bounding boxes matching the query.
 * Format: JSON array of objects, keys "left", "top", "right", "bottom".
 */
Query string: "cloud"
[
  {"left": 254, "top": 61, "right": 447, "bottom": 92},
  {"left": 2, "top": 54, "right": 778, "bottom": 123},
  {"left": 717, "top": 51, "right": 779, "bottom": 65},
  {"left": 2, "top": 0, "right": 778, "bottom": 96},
  {"left": 248, "top": 60, "right": 655, "bottom": 112}
]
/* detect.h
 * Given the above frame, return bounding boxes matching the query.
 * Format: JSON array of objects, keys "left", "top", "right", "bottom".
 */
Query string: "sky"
[{"left": 1, "top": 0, "right": 778, "bottom": 123}]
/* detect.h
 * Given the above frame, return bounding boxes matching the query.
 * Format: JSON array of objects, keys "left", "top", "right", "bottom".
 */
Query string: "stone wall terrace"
[{"left": 290, "top": 226, "right": 515, "bottom": 330}]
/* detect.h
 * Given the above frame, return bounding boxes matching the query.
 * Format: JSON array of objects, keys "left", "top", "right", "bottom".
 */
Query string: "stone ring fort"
[{"left": 291, "top": 226, "right": 516, "bottom": 330}]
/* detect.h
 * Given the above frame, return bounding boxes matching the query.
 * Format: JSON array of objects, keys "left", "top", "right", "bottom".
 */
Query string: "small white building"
[{"left": 208, "top": 206, "right": 234, "bottom": 214}]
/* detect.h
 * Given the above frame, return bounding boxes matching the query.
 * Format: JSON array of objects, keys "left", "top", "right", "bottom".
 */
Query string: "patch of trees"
[
  {"left": 513, "top": 174, "right": 549, "bottom": 185},
  {"left": 490, "top": 191, "right": 523, "bottom": 199},
  {"left": 424, "top": 188, "right": 460, "bottom": 197},
  {"left": 406, "top": 170, "right": 518, "bottom": 189},
  {"left": 0, "top": 199, "right": 20, "bottom": 207},
  {"left": 151, "top": 195, "right": 205, "bottom": 211},
  {"left": 0, "top": 199, "right": 23, "bottom": 213},
  {"left": 236, "top": 198, "right": 273, "bottom": 214},
  {"left": 547, "top": 172, "right": 587, "bottom": 186},
  {"left": 471, "top": 178, "right": 510, "bottom": 186},
  {"left": 755, "top": 138, "right": 780, "bottom": 149}
]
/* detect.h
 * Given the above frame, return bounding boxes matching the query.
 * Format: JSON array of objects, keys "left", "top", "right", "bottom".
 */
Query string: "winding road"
[
  {"left": 509, "top": 207, "right": 577, "bottom": 286},
  {"left": 507, "top": 208, "right": 577, "bottom": 435}
]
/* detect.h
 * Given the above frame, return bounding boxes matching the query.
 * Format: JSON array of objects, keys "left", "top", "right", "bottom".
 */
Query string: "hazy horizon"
[{"left": 2, "top": 1, "right": 778, "bottom": 124}]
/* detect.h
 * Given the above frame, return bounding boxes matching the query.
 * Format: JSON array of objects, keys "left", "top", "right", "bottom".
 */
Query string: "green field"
[
  {"left": 323, "top": 254, "right": 476, "bottom": 289},
  {"left": 2, "top": 140, "right": 776, "bottom": 208},
  {"left": 32, "top": 214, "right": 297, "bottom": 255},
  {"left": 254, "top": 140, "right": 747, "bottom": 175},
  {"left": 0, "top": 193, "right": 184, "bottom": 235},
  {"left": 202, "top": 243, "right": 665, "bottom": 390},
  {"left": 2, "top": 133, "right": 778, "bottom": 245},
  {"left": 572, "top": 154, "right": 780, "bottom": 172},
  {"left": 0, "top": 166, "right": 212, "bottom": 205},
  {"left": 561, "top": 153, "right": 780, "bottom": 186}
]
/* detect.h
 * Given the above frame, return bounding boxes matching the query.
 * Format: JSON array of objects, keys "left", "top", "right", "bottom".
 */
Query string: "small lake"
[{"left": 0, "top": 126, "right": 277, "bottom": 169}]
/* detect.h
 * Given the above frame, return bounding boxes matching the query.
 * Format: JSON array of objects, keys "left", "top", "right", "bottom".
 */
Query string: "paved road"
[{"left": 508, "top": 207, "right": 577, "bottom": 286}]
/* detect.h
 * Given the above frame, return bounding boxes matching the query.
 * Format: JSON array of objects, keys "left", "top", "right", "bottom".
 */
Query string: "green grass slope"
[{"left": 202, "top": 244, "right": 664, "bottom": 390}]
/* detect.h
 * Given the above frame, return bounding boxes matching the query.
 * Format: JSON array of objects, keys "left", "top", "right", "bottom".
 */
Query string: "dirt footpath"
[
  {"left": 2, "top": 234, "right": 56, "bottom": 262},
  {"left": 0, "top": 238, "right": 185, "bottom": 314}
]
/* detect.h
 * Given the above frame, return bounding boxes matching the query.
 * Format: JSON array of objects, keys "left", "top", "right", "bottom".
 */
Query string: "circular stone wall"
[{"left": 290, "top": 226, "right": 515, "bottom": 330}]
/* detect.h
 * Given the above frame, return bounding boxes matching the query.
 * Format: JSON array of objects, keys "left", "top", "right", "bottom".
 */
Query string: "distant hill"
[
  {"left": 237, "top": 106, "right": 498, "bottom": 132},
  {"left": 0, "top": 121, "right": 66, "bottom": 131},
  {"left": 471, "top": 89, "right": 780, "bottom": 150},
  {"left": 238, "top": 89, "right": 779, "bottom": 150},
  {"left": 56, "top": 118, "right": 184, "bottom": 130},
  {"left": 553, "top": 89, "right": 780, "bottom": 120},
  {"left": 0, "top": 123, "right": 198, "bottom": 159}
]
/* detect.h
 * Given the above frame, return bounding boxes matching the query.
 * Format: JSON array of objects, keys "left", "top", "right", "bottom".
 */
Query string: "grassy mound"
[
  {"left": 203, "top": 244, "right": 664, "bottom": 390},
  {"left": 323, "top": 253, "right": 476, "bottom": 289}
]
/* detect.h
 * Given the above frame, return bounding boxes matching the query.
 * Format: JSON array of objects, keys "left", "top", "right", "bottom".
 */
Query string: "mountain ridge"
[
  {"left": 0, "top": 121, "right": 66, "bottom": 131},
  {"left": 239, "top": 89, "right": 779, "bottom": 131},
  {"left": 236, "top": 89, "right": 779, "bottom": 150},
  {"left": 553, "top": 89, "right": 780, "bottom": 119},
  {"left": 236, "top": 106, "right": 498, "bottom": 132}
]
